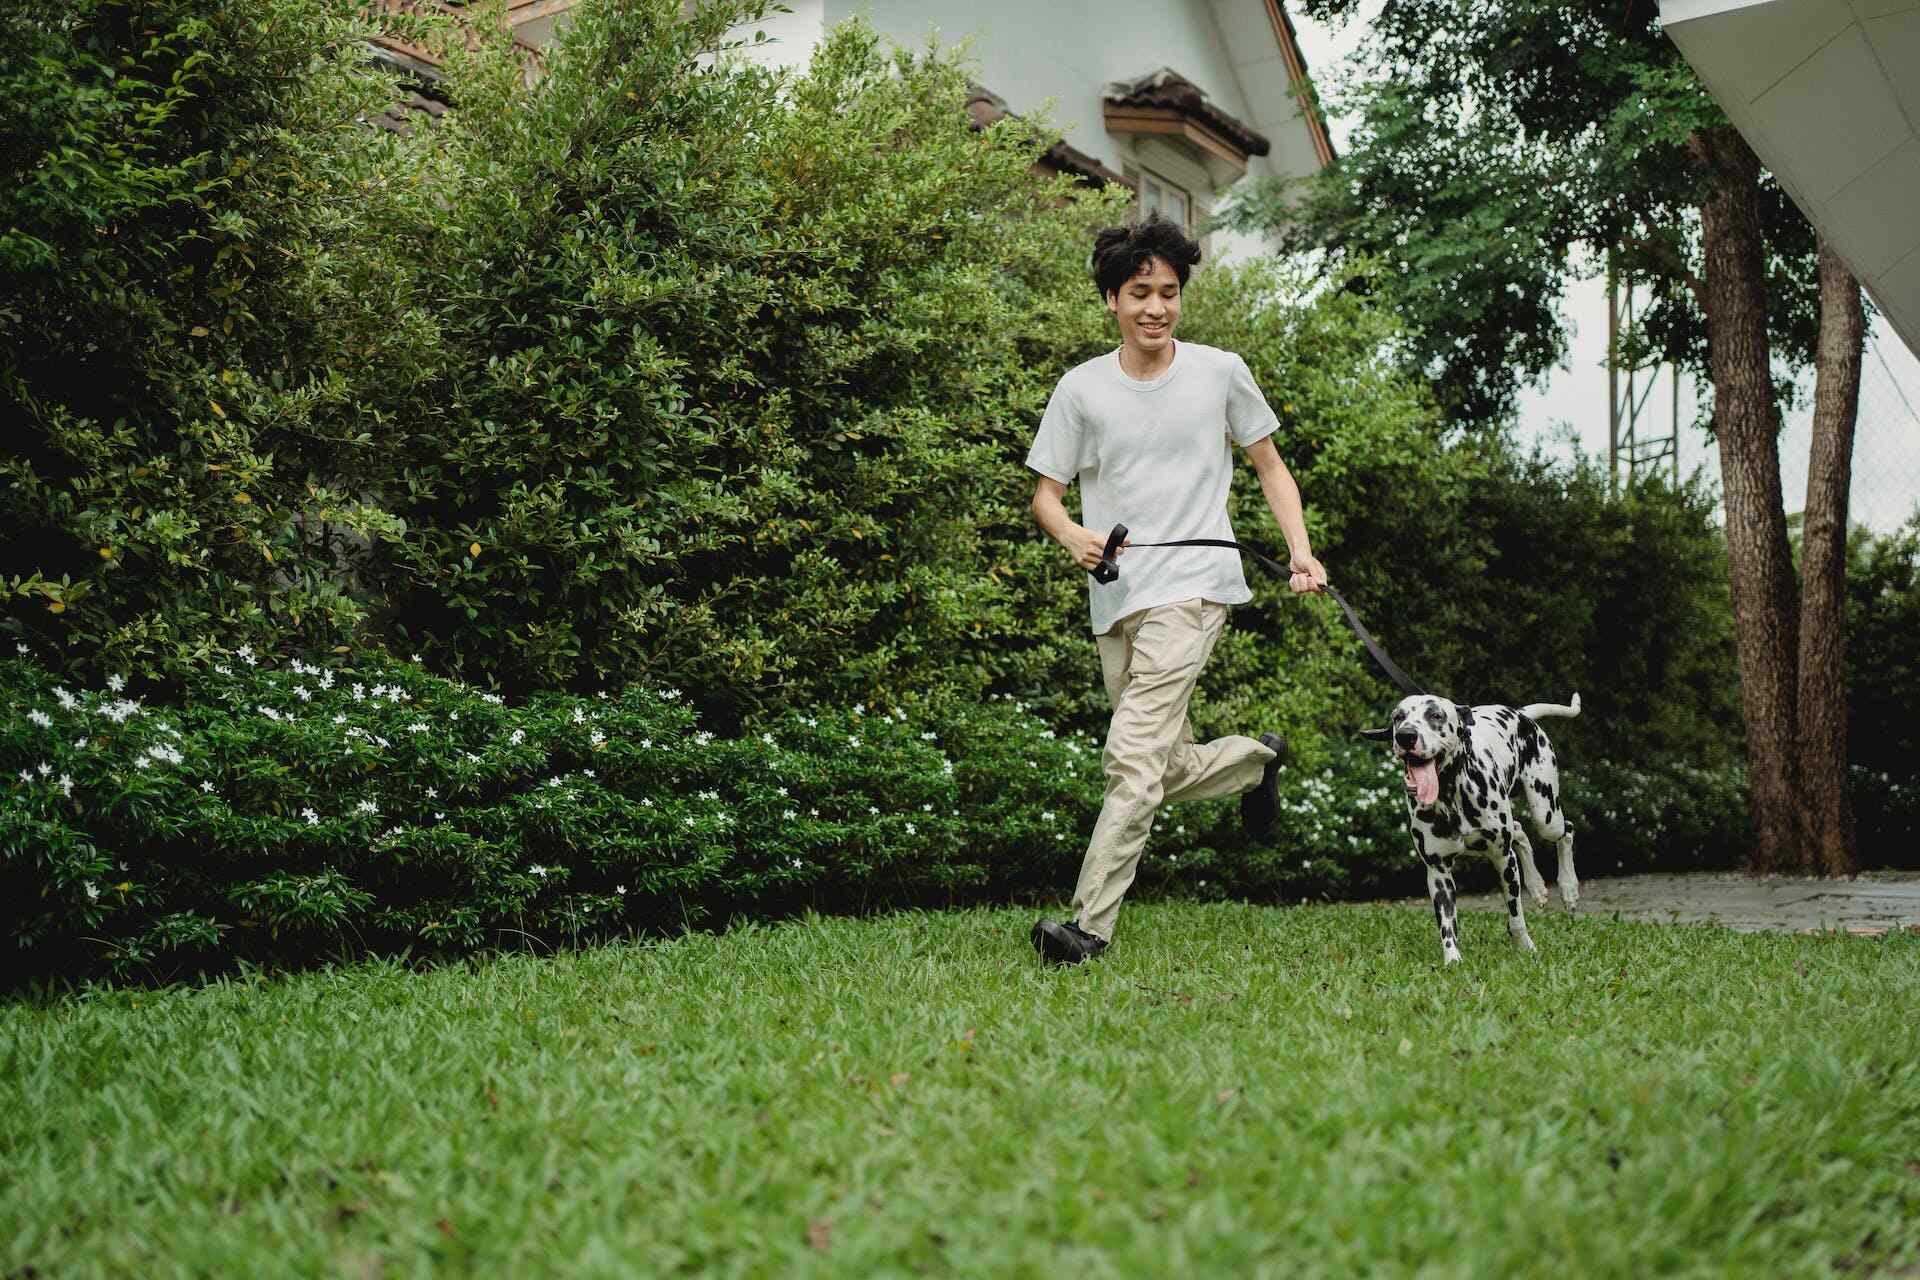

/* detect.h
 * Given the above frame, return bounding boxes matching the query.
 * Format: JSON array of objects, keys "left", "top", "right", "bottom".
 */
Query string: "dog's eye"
[{"left": 1426, "top": 710, "right": 1444, "bottom": 726}]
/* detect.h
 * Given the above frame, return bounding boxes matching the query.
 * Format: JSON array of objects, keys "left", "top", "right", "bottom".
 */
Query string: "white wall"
[{"left": 725, "top": 0, "right": 826, "bottom": 71}]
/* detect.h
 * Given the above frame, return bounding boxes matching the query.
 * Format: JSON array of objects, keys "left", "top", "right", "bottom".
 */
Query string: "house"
[
  {"left": 735, "top": 1, "right": 1334, "bottom": 260},
  {"left": 1660, "top": 0, "right": 1920, "bottom": 360},
  {"left": 362, "top": 1, "right": 1335, "bottom": 261}
]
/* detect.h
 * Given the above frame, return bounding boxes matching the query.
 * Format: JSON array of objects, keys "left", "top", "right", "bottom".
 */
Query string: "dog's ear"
[{"left": 1358, "top": 726, "right": 1391, "bottom": 741}]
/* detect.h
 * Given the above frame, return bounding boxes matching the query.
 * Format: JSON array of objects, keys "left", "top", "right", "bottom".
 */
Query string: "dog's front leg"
[
  {"left": 1499, "top": 818, "right": 1537, "bottom": 953},
  {"left": 1423, "top": 854, "right": 1462, "bottom": 965}
]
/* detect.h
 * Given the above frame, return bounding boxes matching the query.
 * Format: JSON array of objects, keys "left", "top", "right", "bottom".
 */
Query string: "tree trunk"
[
  {"left": 1690, "top": 126, "right": 1804, "bottom": 873},
  {"left": 1797, "top": 237, "right": 1863, "bottom": 876}
]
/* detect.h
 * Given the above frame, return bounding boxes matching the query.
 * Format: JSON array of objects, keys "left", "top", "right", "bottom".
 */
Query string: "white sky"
[{"left": 1285, "top": 5, "right": 1920, "bottom": 533}]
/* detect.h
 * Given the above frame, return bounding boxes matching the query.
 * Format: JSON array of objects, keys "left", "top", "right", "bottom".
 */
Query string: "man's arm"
[
  {"left": 1032, "top": 475, "right": 1123, "bottom": 573},
  {"left": 1242, "top": 437, "right": 1327, "bottom": 594}
]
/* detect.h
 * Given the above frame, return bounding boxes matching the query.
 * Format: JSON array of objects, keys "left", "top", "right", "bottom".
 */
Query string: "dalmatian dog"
[{"left": 1362, "top": 693, "right": 1582, "bottom": 964}]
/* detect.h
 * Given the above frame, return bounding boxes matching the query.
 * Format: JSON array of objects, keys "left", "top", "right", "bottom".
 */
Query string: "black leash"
[{"left": 1090, "top": 522, "right": 1426, "bottom": 696}]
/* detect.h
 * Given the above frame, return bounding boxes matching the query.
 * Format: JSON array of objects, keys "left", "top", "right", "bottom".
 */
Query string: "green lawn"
[{"left": 4, "top": 901, "right": 1918, "bottom": 1278}]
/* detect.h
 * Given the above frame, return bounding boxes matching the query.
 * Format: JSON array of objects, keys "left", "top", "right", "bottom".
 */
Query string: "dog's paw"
[
  {"left": 1559, "top": 883, "right": 1581, "bottom": 911},
  {"left": 1442, "top": 947, "right": 1462, "bottom": 965}
]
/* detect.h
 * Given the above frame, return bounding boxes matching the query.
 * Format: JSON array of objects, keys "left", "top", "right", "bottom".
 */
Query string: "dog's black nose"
[{"left": 1394, "top": 729, "right": 1419, "bottom": 749}]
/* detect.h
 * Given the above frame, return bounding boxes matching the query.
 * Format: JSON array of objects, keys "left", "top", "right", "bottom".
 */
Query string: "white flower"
[
  {"left": 761, "top": 732, "right": 776, "bottom": 746},
  {"left": 84, "top": 882, "right": 100, "bottom": 902},
  {"left": 922, "top": 803, "right": 932, "bottom": 812},
  {"left": 868, "top": 806, "right": 880, "bottom": 816},
  {"left": 790, "top": 857, "right": 804, "bottom": 870},
  {"left": 1041, "top": 811, "right": 1055, "bottom": 822},
  {"left": 425, "top": 786, "right": 438, "bottom": 799},
  {"left": 27, "top": 710, "right": 51, "bottom": 729},
  {"left": 783, "top": 809, "right": 798, "bottom": 820},
  {"left": 803, "top": 716, "right": 817, "bottom": 727},
  {"left": 302, "top": 808, "right": 320, "bottom": 825},
  {"left": 905, "top": 822, "right": 917, "bottom": 835},
  {"left": 294, "top": 686, "right": 312, "bottom": 702},
  {"left": 810, "top": 807, "right": 819, "bottom": 817},
  {"left": 107, "top": 674, "right": 126, "bottom": 693},
  {"left": 572, "top": 707, "right": 587, "bottom": 724},
  {"left": 920, "top": 732, "right": 936, "bottom": 741},
  {"left": 481, "top": 692, "right": 504, "bottom": 705},
  {"left": 236, "top": 644, "right": 254, "bottom": 662},
  {"left": 529, "top": 865, "right": 549, "bottom": 878},
  {"left": 214, "top": 663, "right": 232, "bottom": 676},
  {"left": 354, "top": 799, "right": 379, "bottom": 816},
  {"left": 849, "top": 736, "right": 861, "bottom": 748},
  {"left": 54, "top": 688, "right": 78, "bottom": 711},
  {"left": 639, "top": 738, "right": 653, "bottom": 749},
  {"left": 694, "top": 731, "right": 713, "bottom": 746},
  {"left": 641, "top": 798, "right": 654, "bottom": 807},
  {"left": 853, "top": 704, "right": 865, "bottom": 716},
  {"left": 661, "top": 688, "right": 682, "bottom": 701},
  {"left": 16, "top": 768, "right": 31, "bottom": 784},
  {"left": 582, "top": 769, "right": 595, "bottom": 778},
  {"left": 73, "top": 736, "right": 88, "bottom": 750},
  {"left": 201, "top": 780, "right": 215, "bottom": 793},
  {"left": 589, "top": 730, "right": 605, "bottom": 746},
  {"left": 14, "top": 642, "right": 26, "bottom": 655},
  {"left": 682, "top": 816, "right": 695, "bottom": 828},
  {"left": 36, "top": 762, "right": 51, "bottom": 777},
  {"left": 699, "top": 789, "right": 719, "bottom": 801},
  {"left": 508, "top": 729, "right": 526, "bottom": 746},
  {"left": 776, "top": 786, "right": 789, "bottom": 797},
  {"left": 408, "top": 722, "right": 428, "bottom": 733},
  {"left": 411, "top": 653, "right": 422, "bottom": 663},
  {"left": 133, "top": 755, "right": 151, "bottom": 769},
  {"left": 547, "top": 777, "right": 563, "bottom": 789},
  {"left": 615, "top": 884, "right": 627, "bottom": 895},
  {"left": 58, "top": 773, "right": 74, "bottom": 796},
  {"left": 434, "top": 812, "right": 445, "bottom": 821},
  {"left": 351, "top": 684, "right": 365, "bottom": 701},
  {"left": 258, "top": 706, "right": 283, "bottom": 722}
]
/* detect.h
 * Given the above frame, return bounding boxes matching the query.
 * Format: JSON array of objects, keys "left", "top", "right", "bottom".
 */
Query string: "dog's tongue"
[{"left": 1405, "top": 759, "right": 1440, "bottom": 807}]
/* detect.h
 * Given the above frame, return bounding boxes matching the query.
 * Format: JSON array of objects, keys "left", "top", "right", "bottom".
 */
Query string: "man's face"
[{"left": 1105, "top": 256, "right": 1181, "bottom": 354}]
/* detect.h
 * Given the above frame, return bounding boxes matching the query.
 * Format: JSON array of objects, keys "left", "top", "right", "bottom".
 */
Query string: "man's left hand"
[{"left": 1289, "top": 553, "right": 1328, "bottom": 595}]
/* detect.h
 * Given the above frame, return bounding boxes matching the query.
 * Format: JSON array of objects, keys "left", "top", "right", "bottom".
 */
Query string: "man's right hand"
[{"left": 1066, "top": 524, "right": 1125, "bottom": 573}]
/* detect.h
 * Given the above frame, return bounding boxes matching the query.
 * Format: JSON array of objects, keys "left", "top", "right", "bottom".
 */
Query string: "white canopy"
[{"left": 1661, "top": 0, "right": 1920, "bottom": 358}]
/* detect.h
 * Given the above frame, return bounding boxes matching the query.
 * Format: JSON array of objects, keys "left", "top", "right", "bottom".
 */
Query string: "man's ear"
[{"left": 1358, "top": 726, "right": 1391, "bottom": 741}]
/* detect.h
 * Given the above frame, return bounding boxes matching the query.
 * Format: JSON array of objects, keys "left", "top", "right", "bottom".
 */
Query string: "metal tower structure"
[{"left": 1607, "top": 260, "right": 1682, "bottom": 496}]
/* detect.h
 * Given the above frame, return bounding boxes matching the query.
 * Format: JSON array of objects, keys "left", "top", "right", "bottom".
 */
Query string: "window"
[{"left": 1133, "top": 167, "right": 1191, "bottom": 231}]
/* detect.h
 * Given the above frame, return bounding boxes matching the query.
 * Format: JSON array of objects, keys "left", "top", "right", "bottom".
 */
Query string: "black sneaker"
[
  {"left": 1239, "top": 732, "right": 1290, "bottom": 839},
  {"left": 1030, "top": 918, "right": 1108, "bottom": 966}
]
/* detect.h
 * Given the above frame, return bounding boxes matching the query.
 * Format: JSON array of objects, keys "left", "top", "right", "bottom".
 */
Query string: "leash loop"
[{"left": 1087, "top": 522, "right": 1425, "bottom": 696}]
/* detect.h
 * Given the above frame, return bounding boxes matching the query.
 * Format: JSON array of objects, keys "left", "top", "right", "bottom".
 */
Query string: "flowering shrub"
[
  {"left": 0, "top": 647, "right": 1104, "bottom": 983},
  {"left": 3, "top": 644, "right": 1775, "bottom": 986}
]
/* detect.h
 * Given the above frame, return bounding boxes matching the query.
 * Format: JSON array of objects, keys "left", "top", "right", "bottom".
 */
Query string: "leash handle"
[{"left": 1090, "top": 523, "right": 1128, "bottom": 584}]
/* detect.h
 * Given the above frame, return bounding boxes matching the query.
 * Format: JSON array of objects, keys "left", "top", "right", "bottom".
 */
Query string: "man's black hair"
[{"left": 1090, "top": 211, "right": 1202, "bottom": 300}]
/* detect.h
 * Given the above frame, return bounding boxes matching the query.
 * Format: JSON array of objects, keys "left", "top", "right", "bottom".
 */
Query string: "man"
[{"left": 1026, "top": 212, "right": 1327, "bottom": 966}]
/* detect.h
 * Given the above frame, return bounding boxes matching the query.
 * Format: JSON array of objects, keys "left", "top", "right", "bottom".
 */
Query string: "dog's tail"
[{"left": 1519, "top": 691, "right": 1581, "bottom": 720}]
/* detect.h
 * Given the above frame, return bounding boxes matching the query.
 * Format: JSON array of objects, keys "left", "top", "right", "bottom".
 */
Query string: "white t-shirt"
[{"left": 1026, "top": 341, "right": 1280, "bottom": 635}]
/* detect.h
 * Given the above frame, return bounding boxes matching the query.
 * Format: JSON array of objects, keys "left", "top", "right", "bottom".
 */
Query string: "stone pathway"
[{"left": 1412, "top": 869, "right": 1920, "bottom": 936}]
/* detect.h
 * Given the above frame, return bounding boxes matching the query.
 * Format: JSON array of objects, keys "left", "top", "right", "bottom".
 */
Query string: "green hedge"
[{"left": 4, "top": 646, "right": 1761, "bottom": 986}]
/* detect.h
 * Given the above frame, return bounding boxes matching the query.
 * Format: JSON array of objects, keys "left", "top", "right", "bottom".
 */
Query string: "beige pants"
[{"left": 1072, "top": 598, "right": 1276, "bottom": 941}]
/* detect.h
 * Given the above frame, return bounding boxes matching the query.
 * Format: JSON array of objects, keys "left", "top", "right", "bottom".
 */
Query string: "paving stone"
[{"left": 1403, "top": 870, "right": 1920, "bottom": 934}]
